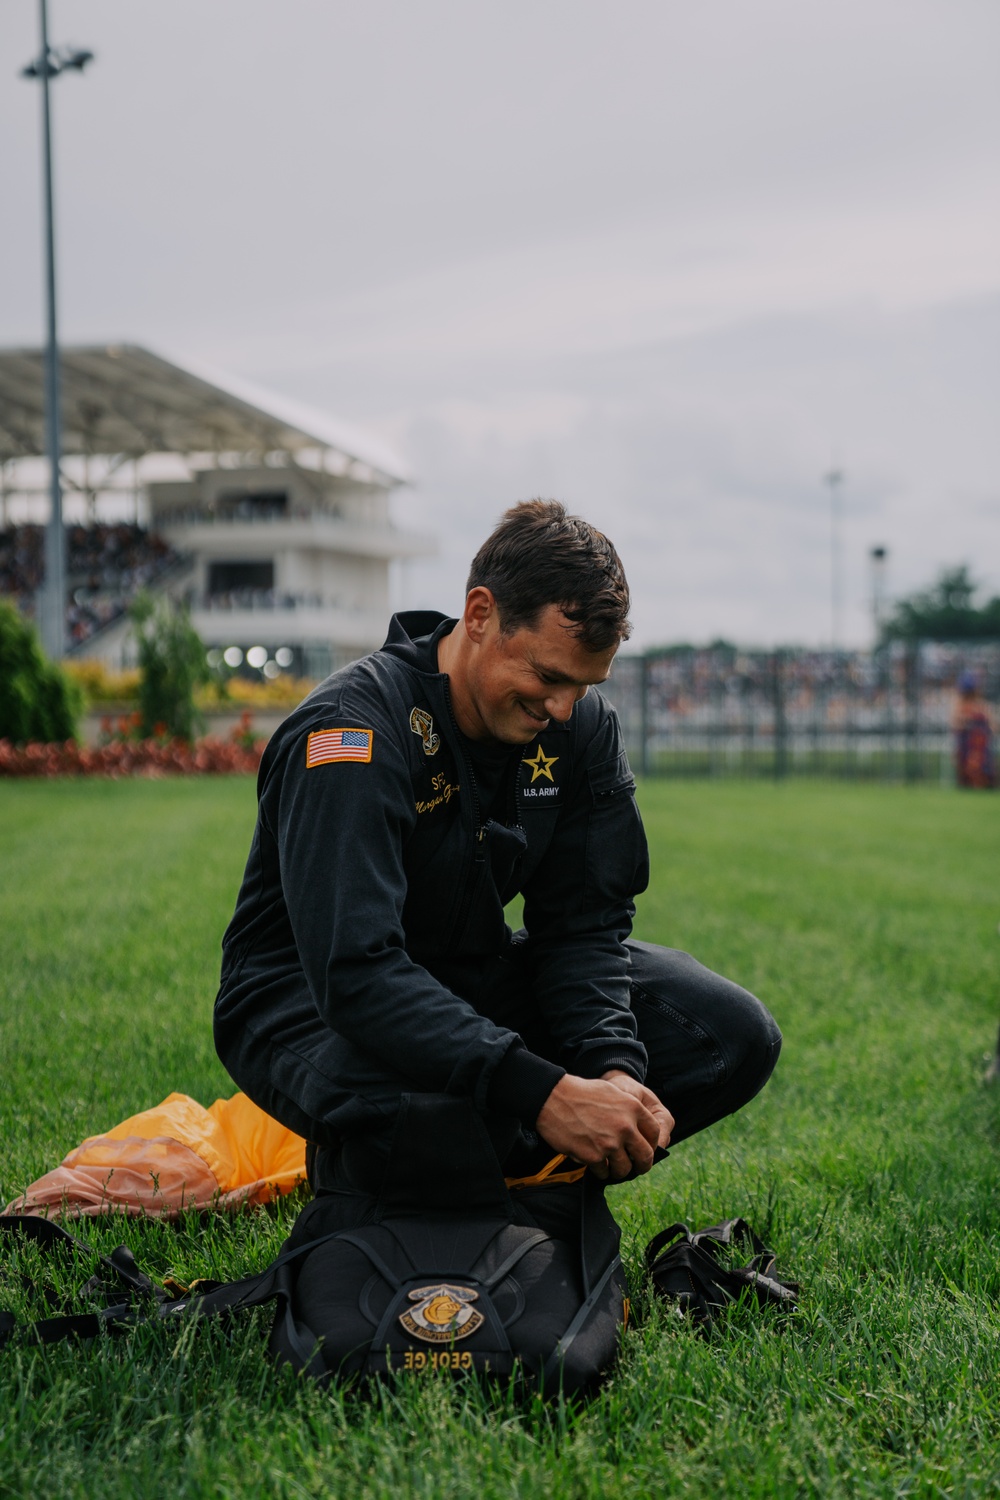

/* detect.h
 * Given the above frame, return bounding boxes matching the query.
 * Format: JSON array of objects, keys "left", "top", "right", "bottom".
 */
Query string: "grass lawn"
[{"left": 1, "top": 776, "right": 999, "bottom": 1498}]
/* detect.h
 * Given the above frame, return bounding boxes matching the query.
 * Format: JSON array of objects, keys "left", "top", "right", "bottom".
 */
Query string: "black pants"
[
  {"left": 217, "top": 938, "right": 781, "bottom": 1184},
  {"left": 606, "top": 941, "right": 781, "bottom": 1146},
  {"left": 460, "top": 939, "right": 780, "bottom": 1152}
]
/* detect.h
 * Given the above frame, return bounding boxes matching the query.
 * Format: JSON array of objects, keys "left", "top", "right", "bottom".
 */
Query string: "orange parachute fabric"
[{"left": 4, "top": 1092, "right": 307, "bottom": 1220}]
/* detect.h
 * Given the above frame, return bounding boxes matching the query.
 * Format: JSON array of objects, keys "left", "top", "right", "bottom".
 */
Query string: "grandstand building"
[{"left": 0, "top": 344, "right": 434, "bottom": 676}]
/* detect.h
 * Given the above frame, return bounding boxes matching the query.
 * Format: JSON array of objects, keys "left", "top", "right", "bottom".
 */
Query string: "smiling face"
[{"left": 440, "top": 592, "right": 619, "bottom": 744}]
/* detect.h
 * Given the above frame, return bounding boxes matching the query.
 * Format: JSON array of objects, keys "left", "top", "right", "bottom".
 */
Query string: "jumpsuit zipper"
[
  {"left": 442, "top": 680, "right": 487, "bottom": 947},
  {"left": 441, "top": 679, "right": 527, "bottom": 945}
]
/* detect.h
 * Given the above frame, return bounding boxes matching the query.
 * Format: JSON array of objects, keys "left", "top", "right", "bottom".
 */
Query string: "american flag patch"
[{"left": 305, "top": 727, "right": 374, "bottom": 767}]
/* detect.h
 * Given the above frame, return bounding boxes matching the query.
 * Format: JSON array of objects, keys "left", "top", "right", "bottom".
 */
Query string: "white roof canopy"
[{"left": 0, "top": 343, "right": 410, "bottom": 487}]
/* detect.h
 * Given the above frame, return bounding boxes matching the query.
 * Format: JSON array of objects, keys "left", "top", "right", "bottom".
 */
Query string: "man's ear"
[{"left": 463, "top": 586, "right": 498, "bottom": 645}]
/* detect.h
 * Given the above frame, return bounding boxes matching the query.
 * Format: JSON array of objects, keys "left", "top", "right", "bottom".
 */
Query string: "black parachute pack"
[
  {"left": 0, "top": 1095, "right": 627, "bottom": 1397},
  {"left": 644, "top": 1216, "right": 799, "bottom": 1333}
]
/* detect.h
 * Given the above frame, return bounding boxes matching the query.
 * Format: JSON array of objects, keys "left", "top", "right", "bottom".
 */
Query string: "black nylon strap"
[
  {"left": 643, "top": 1222, "right": 691, "bottom": 1273},
  {"left": 332, "top": 1225, "right": 550, "bottom": 1297},
  {"left": 644, "top": 1216, "right": 799, "bottom": 1332},
  {"left": 0, "top": 1215, "right": 157, "bottom": 1298},
  {"left": 3, "top": 1301, "right": 138, "bottom": 1348},
  {"left": 691, "top": 1218, "right": 767, "bottom": 1261},
  {"left": 540, "top": 1253, "right": 622, "bottom": 1388},
  {"left": 0, "top": 1215, "right": 95, "bottom": 1259},
  {"left": 0, "top": 1222, "right": 355, "bottom": 1348},
  {"left": 331, "top": 1232, "right": 406, "bottom": 1294},
  {"left": 480, "top": 1230, "right": 550, "bottom": 1291},
  {"left": 177, "top": 1228, "right": 353, "bottom": 1319}
]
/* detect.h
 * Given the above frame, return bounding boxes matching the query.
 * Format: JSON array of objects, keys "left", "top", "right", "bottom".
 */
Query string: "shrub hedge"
[{"left": 0, "top": 600, "right": 82, "bottom": 745}]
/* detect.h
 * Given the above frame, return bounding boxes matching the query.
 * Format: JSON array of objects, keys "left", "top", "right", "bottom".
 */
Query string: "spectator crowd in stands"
[
  {"left": 0, "top": 523, "right": 181, "bottom": 647},
  {"left": 604, "top": 640, "right": 1000, "bottom": 745}
]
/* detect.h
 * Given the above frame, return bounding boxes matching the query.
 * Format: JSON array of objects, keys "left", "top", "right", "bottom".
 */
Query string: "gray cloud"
[{"left": 2, "top": 0, "right": 997, "bottom": 645}]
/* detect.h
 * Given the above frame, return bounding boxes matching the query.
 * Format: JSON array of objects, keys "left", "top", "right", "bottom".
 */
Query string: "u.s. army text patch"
[{"left": 305, "top": 728, "right": 374, "bottom": 767}]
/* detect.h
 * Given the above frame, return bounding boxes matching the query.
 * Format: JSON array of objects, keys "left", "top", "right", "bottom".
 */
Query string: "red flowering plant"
[
  {"left": 98, "top": 710, "right": 145, "bottom": 745},
  {"left": 0, "top": 717, "right": 267, "bottom": 778},
  {"left": 230, "top": 709, "right": 257, "bottom": 752},
  {"left": 1, "top": 590, "right": 269, "bottom": 774}
]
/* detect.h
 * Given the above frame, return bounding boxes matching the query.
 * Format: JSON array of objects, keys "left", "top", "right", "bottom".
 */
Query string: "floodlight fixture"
[
  {"left": 21, "top": 46, "right": 94, "bottom": 79},
  {"left": 19, "top": 0, "right": 95, "bottom": 660}
]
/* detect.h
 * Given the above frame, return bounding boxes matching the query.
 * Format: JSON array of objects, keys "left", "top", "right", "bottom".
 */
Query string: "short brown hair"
[{"left": 466, "top": 499, "right": 632, "bottom": 653}]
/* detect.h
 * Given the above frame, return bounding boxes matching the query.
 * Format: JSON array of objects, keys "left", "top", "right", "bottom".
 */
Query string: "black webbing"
[{"left": 539, "top": 1253, "right": 622, "bottom": 1389}]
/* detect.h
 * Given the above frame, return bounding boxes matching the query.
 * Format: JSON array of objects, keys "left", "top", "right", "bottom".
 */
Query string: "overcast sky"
[{"left": 2, "top": 1, "right": 997, "bottom": 647}]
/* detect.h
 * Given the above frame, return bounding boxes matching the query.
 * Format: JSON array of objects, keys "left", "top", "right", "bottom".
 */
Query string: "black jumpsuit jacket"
[{"left": 214, "top": 611, "right": 651, "bottom": 1148}]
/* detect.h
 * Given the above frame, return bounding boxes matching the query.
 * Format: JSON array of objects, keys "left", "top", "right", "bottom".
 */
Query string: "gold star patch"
[{"left": 523, "top": 744, "right": 559, "bottom": 783}]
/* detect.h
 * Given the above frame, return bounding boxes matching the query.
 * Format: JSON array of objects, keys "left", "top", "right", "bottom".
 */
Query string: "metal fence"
[{"left": 600, "top": 640, "right": 1000, "bottom": 781}]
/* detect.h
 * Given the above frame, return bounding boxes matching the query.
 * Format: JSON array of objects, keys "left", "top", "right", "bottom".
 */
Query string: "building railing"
[
  {"left": 599, "top": 641, "right": 1000, "bottom": 782},
  {"left": 197, "top": 590, "right": 369, "bottom": 614},
  {"left": 157, "top": 507, "right": 391, "bottom": 529}
]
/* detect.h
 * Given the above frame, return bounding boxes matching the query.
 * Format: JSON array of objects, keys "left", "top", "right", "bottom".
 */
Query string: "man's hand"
[
  {"left": 600, "top": 1070, "right": 674, "bottom": 1176},
  {"left": 535, "top": 1071, "right": 674, "bottom": 1182}
]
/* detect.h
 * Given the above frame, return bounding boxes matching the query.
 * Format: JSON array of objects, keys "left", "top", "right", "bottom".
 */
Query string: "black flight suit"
[{"left": 214, "top": 613, "right": 780, "bottom": 1176}]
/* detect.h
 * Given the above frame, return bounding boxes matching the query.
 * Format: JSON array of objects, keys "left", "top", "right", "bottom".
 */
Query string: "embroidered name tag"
[
  {"left": 415, "top": 772, "right": 459, "bottom": 814},
  {"left": 305, "top": 728, "right": 374, "bottom": 767}
]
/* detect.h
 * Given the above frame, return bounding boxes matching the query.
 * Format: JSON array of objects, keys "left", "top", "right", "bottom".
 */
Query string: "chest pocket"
[{"left": 583, "top": 752, "right": 648, "bottom": 909}]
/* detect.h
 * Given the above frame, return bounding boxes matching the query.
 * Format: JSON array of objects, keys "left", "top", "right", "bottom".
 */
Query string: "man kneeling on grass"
[{"left": 214, "top": 500, "right": 781, "bottom": 1205}]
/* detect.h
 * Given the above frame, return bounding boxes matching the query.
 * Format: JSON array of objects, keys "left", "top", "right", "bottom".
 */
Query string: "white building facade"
[
  {"left": 0, "top": 344, "right": 435, "bottom": 676},
  {"left": 149, "top": 460, "right": 431, "bottom": 678}
]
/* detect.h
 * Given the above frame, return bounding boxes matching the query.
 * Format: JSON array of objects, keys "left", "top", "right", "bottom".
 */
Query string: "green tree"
[
  {"left": 130, "top": 592, "right": 210, "bottom": 741},
  {"left": 884, "top": 565, "right": 1000, "bottom": 642},
  {"left": 0, "top": 599, "right": 82, "bottom": 744}
]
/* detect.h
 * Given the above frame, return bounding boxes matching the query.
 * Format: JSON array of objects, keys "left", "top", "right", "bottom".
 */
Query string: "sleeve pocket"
[
  {"left": 584, "top": 752, "right": 647, "bottom": 909},
  {"left": 588, "top": 750, "right": 636, "bottom": 798}
]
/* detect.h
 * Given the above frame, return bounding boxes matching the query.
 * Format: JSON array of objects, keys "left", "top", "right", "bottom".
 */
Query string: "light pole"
[
  {"left": 20, "top": 2, "right": 93, "bottom": 660},
  {"left": 824, "top": 467, "right": 844, "bottom": 650},
  {"left": 869, "top": 545, "right": 888, "bottom": 644}
]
